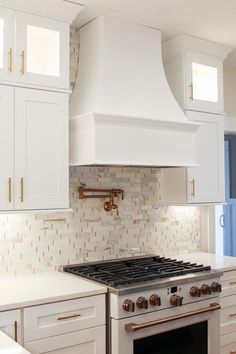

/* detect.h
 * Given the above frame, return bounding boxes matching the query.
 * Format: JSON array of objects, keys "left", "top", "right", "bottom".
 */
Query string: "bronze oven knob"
[
  {"left": 190, "top": 286, "right": 201, "bottom": 297},
  {"left": 211, "top": 282, "right": 222, "bottom": 293},
  {"left": 136, "top": 296, "right": 148, "bottom": 309},
  {"left": 170, "top": 294, "right": 183, "bottom": 307},
  {"left": 149, "top": 294, "right": 161, "bottom": 306},
  {"left": 122, "top": 299, "right": 135, "bottom": 312},
  {"left": 201, "top": 284, "right": 212, "bottom": 295}
]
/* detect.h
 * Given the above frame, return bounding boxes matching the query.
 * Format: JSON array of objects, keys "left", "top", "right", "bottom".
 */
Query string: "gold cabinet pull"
[
  {"left": 191, "top": 178, "right": 196, "bottom": 198},
  {"left": 229, "top": 312, "right": 236, "bottom": 317},
  {"left": 20, "top": 178, "right": 24, "bottom": 202},
  {"left": 14, "top": 321, "right": 17, "bottom": 342},
  {"left": 8, "top": 177, "right": 12, "bottom": 203},
  {"left": 8, "top": 48, "right": 13, "bottom": 73},
  {"left": 57, "top": 313, "right": 81, "bottom": 321},
  {"left": 20, "top": 50, "right": 25, "bottom": 75},
  {"left": 229, "top": 281, "right": 236, "bottom": 285},
  {"left": 189, "top": 82, "right": 193, "bottom": 100}
]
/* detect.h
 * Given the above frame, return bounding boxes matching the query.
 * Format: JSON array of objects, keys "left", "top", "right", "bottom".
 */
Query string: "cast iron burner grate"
[{"left": 63, "top": 256, "right": 211, "bottom": 288}]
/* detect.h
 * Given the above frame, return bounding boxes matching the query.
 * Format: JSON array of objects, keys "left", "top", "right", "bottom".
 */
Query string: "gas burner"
[{"left": 63, "top": 256, "right": 211, "bottom": 289}]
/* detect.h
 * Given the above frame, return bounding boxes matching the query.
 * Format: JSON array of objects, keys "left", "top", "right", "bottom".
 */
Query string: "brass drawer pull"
[
  {"left": 191, "top": 178, "right": 196, "bottom": 197},
  {"left": 57, "top": 313, "right": 81, "bottom": 321},
  {"left": 20, "top": 50, "right": 25, "bottom": 75},
  {"left": 125, "top": 303, "right": 220, "bottom": 332},
  {"left": 229, "top": 312, "right": 236, "bottom": 317},
  {"left": 189, "top": 82, "right": 193, "bottom": 100},
  {"left": 8, "top": 48, "right": 13, "bottom": 73},
  {"left": 14, "top": 321, "right": 17, "bottom": 342},
  {"left": 8, "top": 177, "right": 12, "bottom": 203},
  {"left": 229, "top": 281, "right": 236, "bottom": 285},
  {"left": 20, "top": 178, "right": 24, "bottom": 202}
]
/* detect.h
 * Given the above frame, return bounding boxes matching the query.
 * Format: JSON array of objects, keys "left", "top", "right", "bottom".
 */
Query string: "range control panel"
[{"left": 110, "top": 278, "right": 222, "bottom": 319}]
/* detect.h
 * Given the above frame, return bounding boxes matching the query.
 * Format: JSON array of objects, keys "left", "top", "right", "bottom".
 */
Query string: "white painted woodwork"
[
  {"left": 15, "top": 12, "right": 69, "bottom": 89},
  {"left": 0, "top": 0, "right": 85, "bottom": 24},
  {"left": 0, "top": 309, "right": 21, "bottom": 344},
  {"left": 220, "top": 270, "right": 236, "bottom": 353},
  {"left": 221, "top": 294, "right": 236, "bottom": 336},
  {"left": 24, "top": 326, "right": 106, "bottom": 354},
  {"left": 24, "top": 295, "right": 105, "bottom": 341},
  {"left": 70, "top": 14, "right": 198, "bottom": 167},
  {"left": 0, "top": 7, "right": 14, "bottom": 81},
  {"left": 160, "top": 111, "right": 225, "bottom": 204},
  {"left": 14, "top": 88, "right": 69, "bottom": 210},
  {"left": 163, "top": 34, "right": 231, "bottom": 114},
  {"left": 0, "top": 85, "right": 14, "bottom": 211}
]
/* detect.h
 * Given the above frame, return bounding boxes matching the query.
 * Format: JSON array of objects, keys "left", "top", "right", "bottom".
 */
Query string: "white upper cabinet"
[
  {"left": 185, "top": 52, "right": 223, "bottom": 113},
  {"left": 0, "top": 7, "right": 14, "bottom": 80},
  {"left": 15, "top": 13, "right": 69, "bottom": 89},
  {"left": 0, "top": 85, "right": 14, "bottom": 211},
  {"left": 163, "top": 35, "right": 232, "bottom": 114},
  {"left": 160, "top": 111, "right": 225, "bottom": 204},
  {"left": 0, "top": 84, "right": 69, "bottom": 211},
  {"left": 15, "top": 88, "right": 69, "bottom": 210},
  {"left": 0, "top": 6, "right": 70, "bottom": 90}
]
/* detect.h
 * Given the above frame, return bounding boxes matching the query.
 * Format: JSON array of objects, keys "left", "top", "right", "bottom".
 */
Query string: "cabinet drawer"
[
  {"left": 221, "top": 339, "right": 236, "bottom": 354},
  {"left": 222, "top": 271, "right": 236, "bottom": 297},
  {"left": 24, "top": 295, "right": 105, "bottom": 341},
  {"left": 24, "top": 325, "right": 105, "bottom": 354},
  {"left": 221, "top": 295, "right": 236, "bottom": 335}
]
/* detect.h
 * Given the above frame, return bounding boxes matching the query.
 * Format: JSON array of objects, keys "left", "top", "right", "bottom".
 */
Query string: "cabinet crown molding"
[
  {"left": 163, "top": 34, "right": 232, "bottom": 59},
  {"left": 0, "top": 0, "right": 85, "bottom": 23}
]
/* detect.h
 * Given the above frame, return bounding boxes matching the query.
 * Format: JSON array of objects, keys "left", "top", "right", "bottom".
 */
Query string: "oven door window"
[{"left": 134, "top": 321, "right": 207, "bottom": 354}]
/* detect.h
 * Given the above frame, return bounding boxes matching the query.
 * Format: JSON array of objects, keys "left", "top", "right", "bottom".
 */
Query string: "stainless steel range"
[{"left": 63, "top": 256, "right": 222, "bottom": 354}]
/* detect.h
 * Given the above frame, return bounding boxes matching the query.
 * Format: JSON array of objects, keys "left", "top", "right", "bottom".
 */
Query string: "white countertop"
[
  {"left": 0, "top": 271, "right": 107, "bottom": 311},
  {"left": 0, "top": 331, "right": 30, "bottom": 354},
  {"left": 174, "top": 252, "right": 236, "bottom": 272}
]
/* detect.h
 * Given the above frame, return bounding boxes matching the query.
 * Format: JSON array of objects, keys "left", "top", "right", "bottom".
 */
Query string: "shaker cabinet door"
[
  {"left": 24, "top": 326, "right": 106, "bottom": 354},
  {"left": 0, "top": 309, "right": 21, "bottom": 344},
  {"left": 0, "top": 7, "right": 15, "bottom": 81},
  {"left": 14, "top": 88, "right": 69, "bottom": 210},
  {"left": 187, "top": 111, "right": 225, "bottom": 203},
  {"left": 15, "top": 12, "right": 69, "bottom": 89},
  {"left": 0, "top": 85, "right": 14, "bottom": 210}
]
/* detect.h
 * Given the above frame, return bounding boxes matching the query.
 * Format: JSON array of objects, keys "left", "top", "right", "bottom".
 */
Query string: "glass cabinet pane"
[
  {"left": 192, "top": 63, "right": 218, "bottom": 103},
  {"left": 0, "top": 19, "right": 4, "bottom": 68},
  {"left": 27, "top": 25, "right": 60, "bottom": 77}
]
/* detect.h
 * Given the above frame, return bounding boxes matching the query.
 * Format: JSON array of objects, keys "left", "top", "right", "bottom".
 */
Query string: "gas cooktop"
[{"left": 63, "top": 256, "right": 211, "bottom": 289}]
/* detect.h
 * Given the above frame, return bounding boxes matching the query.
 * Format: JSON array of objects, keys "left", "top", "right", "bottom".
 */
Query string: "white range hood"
[{"left": 70, "top": 14, "right": 198, "bottom": 167}]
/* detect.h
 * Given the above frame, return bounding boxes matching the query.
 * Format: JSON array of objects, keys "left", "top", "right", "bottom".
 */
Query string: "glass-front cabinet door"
[
  {"left": 15, "top": 12, "right": 69, "bottom": 89},
  {"left": 0, "top": 7, "right": 14, "bottom": 81},
  {"left": 185, "top": 51, "right": 224, "bottom": 114}
]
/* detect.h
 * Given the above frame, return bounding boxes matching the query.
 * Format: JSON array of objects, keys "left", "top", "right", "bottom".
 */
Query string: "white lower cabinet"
[
  {"left": 24, "top": 326, "right": 105, "bottom": 354},
  {"left": 0, "top": 309, "right": 22, "bottom": 344},
  {"left": 23, "top": 295, "right": 106, "bottom": 354},
  {"left": 221, "top": 270, "right": 236, "bottom": 354},
  {"left": 160, "top": 111, "right": 225, "bottom": 204}
]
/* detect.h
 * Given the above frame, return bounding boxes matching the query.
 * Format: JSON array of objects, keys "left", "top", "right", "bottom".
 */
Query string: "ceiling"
[{"left": 74, "top": 0, "right": 236, "bottom": 63}]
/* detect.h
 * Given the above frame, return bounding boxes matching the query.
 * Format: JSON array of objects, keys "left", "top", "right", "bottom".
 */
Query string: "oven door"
[{"left": 111, "top": 299, "right": 220, "bottom": 354}]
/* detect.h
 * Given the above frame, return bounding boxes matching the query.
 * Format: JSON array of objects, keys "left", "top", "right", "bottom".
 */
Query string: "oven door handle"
[{"left": 125, "top": 303, "right": 221, "bottom": 332}]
